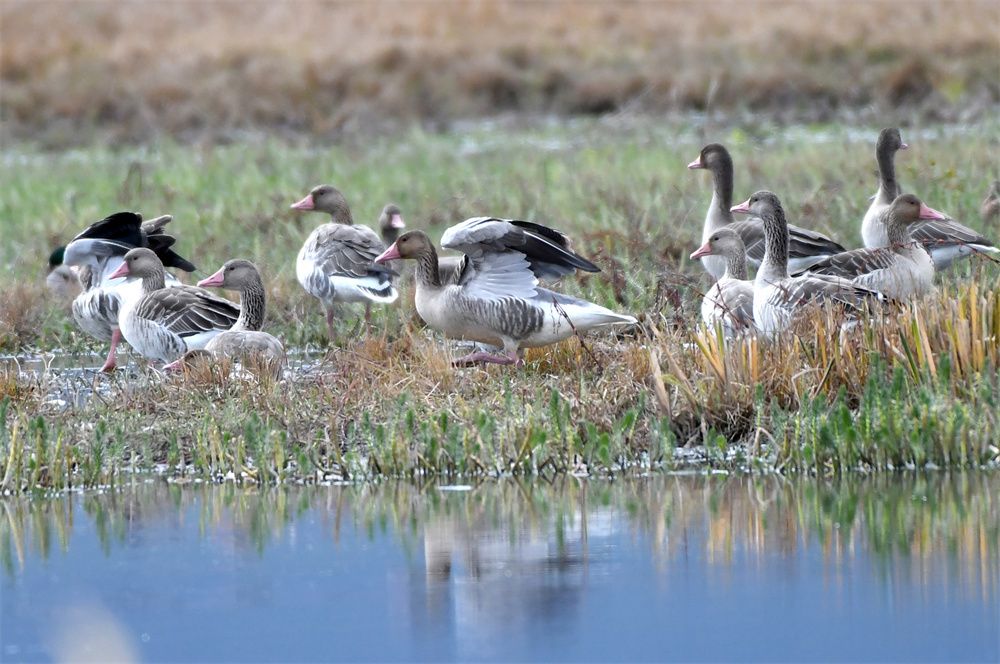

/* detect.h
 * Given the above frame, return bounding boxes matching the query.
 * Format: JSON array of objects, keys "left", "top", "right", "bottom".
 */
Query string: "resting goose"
[
  {"left": 162, "top": 259, "right": 284, "bottom": 370},
  {"left": 732, "top": 192, "right": 887, "bottom": 337},
  {"left": 61, "top": 212, "right": 195, "bottom": 372},
  {"left": 861, "top": 128, "right": 998, "bottom": 268},
  {"left": 793, "top": 194, "right": 947, "bottom": 299},
  {"left": 290, "top": 185, "right": 398, "bottom": 340},
  {"left": 108, "top": 248, "right": 240, "bottom": 365},
  {"left": 374, "top": 217, "right": 635, "bottom": 366},
  {"left": 688, "top": 143, "right": 845, "bottom": 277},
  {"left": 689, "top": 228, "right": 755, "bottom": 336},
  {"left": 45, "top": 246, "right": 81, "bottom": 300}
]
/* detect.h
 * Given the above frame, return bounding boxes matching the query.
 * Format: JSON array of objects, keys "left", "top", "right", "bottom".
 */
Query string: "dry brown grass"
[{"left": 2, "top": 1, "right": 998, "bottom": 145}]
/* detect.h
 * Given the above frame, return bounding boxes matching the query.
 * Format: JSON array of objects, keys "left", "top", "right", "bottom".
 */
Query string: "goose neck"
[
  {"left": 415, "top": 246, "right": 442, "bottom": 288},
  {"left": 235, "top": 276, "right": 266, "bottom": 331},
  {"left": 759, "top": 206, "right": 790, "bottom": 280}
]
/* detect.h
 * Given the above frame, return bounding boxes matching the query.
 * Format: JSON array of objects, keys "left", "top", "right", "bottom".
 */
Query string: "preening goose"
[
  {"left": 108, "top": 248, "right": 240, "bottom": 365},
  {"left": 793, "top": 194, "right": 946, "bottom": 299},
  {"left": 861, "top": 128, "right": 998, "bottom": 268},
  {"left": 689, "top": 228, "right": 755, "bottom": 336},
  {"left": 688, "top": 143, "right": 845, "bottom": 277},
  {"left": 290, "top": 185, "right": 398, "bottom": 340},
  {"left": 162, "top": 259, "right": 285, "bottom": 370},
  {"left": 61, "top": 212, "right": 195, "bottom": 372},
  {"left": 732, "top": 192, "right": 887, "bottom": 337},
  {"left": 378, "top": 204, "right": 406, "bottom": 246},
  {"left": 374, "top": 217, "right": 635, "bottom": 366}
]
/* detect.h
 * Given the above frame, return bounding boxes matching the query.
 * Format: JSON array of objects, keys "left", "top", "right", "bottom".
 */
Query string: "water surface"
[{"left": 2, "top": 474, "right": 997, "bottom": 662}]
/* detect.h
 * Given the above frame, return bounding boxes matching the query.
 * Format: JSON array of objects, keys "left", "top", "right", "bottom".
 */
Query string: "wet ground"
[{"left": 2, "top": 474, "right": 997, "bottom": 662}]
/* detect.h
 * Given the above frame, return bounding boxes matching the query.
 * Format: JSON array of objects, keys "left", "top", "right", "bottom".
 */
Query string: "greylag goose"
[
  {"left": 162, "top": 259, "right": 284, "bottom": 370},
  {"left": 290, "top": 185, "right": 398, "bottom": 340},
  {"left": 688, "top": 228, "right": 755, "bottom": 336},
  {"left": 61, "top": 212, "right": 195, "bottom": 372},
  {"left": 793, "top": 194, "right": 946, "bottom": 299},
  {"left": 378, "top": 204, "right": 406, "bottom": 246},
  {"left": 108, "top": 248, "right": 240, "bottom": 365},
  {"left": 861, "top": 128, "right": 998, "bottom": 268},
  {"left": 732, "top": 192, "right": 887, "bottom": 337},
  {"left": 374, "top": 217, "right": 635, "bottom": 366},
  {"left": 981, "top": 181, "right": 1000, "bottom": 224},
  {"left": 688, "top": 143, "right": 845, "bottom": 277},
  {"left": 45, "top": 247, "right": 81, "bottom": 300}
]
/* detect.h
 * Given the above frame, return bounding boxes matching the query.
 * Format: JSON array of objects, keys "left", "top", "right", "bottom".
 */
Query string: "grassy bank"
[
  {"left": 2, "top": 2, "right": 999, "bottom": 146},
  {"left": 1, "top": 121, "right": 999, "bottom": 491}
]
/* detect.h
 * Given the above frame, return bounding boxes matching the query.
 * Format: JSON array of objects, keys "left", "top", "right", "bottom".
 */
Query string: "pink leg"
[
  {"left": 452, "top": 349, "right": 522, "bottom": 367},
  {"left": 325, "top": 306, "right": 337, "bottom": 343},
  {"left": 364, "top": 302, "right": 372, "bottom": 325},
  {"left": 100, "top": 329, "right": 121, "bottom": 373}
]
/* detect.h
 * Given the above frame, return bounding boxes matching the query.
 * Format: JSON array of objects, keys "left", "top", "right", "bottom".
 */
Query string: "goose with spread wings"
[
  {"left": 375, "top": 217, "right": 637, "bottom": 366},
  {"left": 108, "top": 248, "right": 241, "bottom": 365},
  {"left": 61, "top": 211, "right": 195, "bottom": 371}
]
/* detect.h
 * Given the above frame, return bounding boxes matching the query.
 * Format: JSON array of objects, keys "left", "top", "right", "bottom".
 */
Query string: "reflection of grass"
[
  {"left": 2, "top": 2, "right": 998, "bottom": 145},
  {"left": 2, "top": 476, "right": 997, "bottom": 600}
]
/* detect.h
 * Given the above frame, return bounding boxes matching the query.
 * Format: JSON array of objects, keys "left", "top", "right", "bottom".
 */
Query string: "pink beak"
[
  {"left": 108, "top": 262, "right": 130, "bottom": 280},
  {"left": 918, "top": 203, "right": 947, "bottom": 221},
  {"left": 374, "top": 242, "right": 402, "bottom": 264},
  {"left": 389, "top": 213, "right": 406, "bottom": 230},
  {"left": 290, "top": 194, "right": 315, "bottom": 210},
  {"left": 689, "top": 241, "right": 713, "bottom": 260},
  {"left": 197, "top": 267, "right": 225, "bottom": 288},
  {"left": 163, "top": 358, "right": 185, "bottom": 373},
  {"left": 687, "top": 157, "right": 704, "bottom": 170},
  {"left": 730, "top": 198, "right": 752, "bottom": 214},
  {"left": 900, "top": 142, "right": 909, "bottom": 150}
]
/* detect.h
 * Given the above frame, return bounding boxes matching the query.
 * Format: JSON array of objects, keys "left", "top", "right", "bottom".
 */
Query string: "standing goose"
[
  {"left": 688, "top": 143, "right": 845, "bottom": 278},
  {"left": 688, "top": 228, "right": 755, "bottom": 336},
  {"left": 290, "top": 185, "right": 398, "bottom": 341},
  {"left": 108, "top": 248, "right": 240, "bottom": 365},
  {"left": 732, "top": 192, "right": 887, "bottom": 337},
  {"left": 861, "top": 128, "right": 998, "bottom": 268},
  {"left": 793, "top": 194, "right": 947, "bottom": 299},
  {"left": 378, "top": 204, "right": 406, "bottom": 246},
  {"left": 374, "top": 217, "right": 635, "bottom": 366},
  {"left": 61, "top": 212, "right": 195, "bottom": 372}
]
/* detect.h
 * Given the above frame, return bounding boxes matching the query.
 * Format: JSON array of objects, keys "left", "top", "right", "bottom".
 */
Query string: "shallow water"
[{"left": 1, "top": 474, "right": 997, "bottom": 662}]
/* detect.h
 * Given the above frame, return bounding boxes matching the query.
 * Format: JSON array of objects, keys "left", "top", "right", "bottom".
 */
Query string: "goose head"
[
  {"left": 164, "top": 349, "right": 214, "bottom": 373},
  {"left": 877, "top": 128, "right": 908, "bottom": 154},
  {"left": 689, "top": 227, "right": 746, "bottom": 261},
  {"left": 197, "top": 259, "right": 261, "bottom": 291},
  {"left": 687, "top": 143, "right": 731, "bottom": 172},
  {"left": 889, "top": 194, "right": 947, "bottom": 224},
  {"left": 107, "top": 247, "right": 164, "bottom": 280},
  {"left": 290, "top": 185, "right": 353, "bottom": 224},
  {"left": 374, "top": 230, "right": 433, "bottom": 264},
  {"left": 379, "top": 204, "right": 406, "bottom": 243},
  {"left": 731, "top": 190, "right": 781, "bottom": 218}
]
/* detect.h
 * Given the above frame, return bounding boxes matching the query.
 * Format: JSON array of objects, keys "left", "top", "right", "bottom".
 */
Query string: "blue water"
[{"left": 2, "top": 475, "right": 997, "bottom": 662}]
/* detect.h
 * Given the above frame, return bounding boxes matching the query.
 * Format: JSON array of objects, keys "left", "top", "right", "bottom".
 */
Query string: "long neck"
[
  {"left": 141, "top": 267, "right": 166, "bottom": 292},
  {"left": 329, "top": 207, "right": 354, "bottom": 226},
  {"left": 759, "top": 206, "right": 789, "bottom": 280},
  {"left": 414, "top": 246, "right": 441, "bottom": 288},
  {"left": 707, "top": 160, "right": 735, "bottom": 228},
  {"left": 235, "top": 275, "right": 266, "bottom": 331},
  {"left": 884, "top": 211, "right": 911, "bottom": 247},
  {"left": 875, "top": 143, "right": 898, "bottom": 201},
  {"left": 724, "top": 249, "right": 747, "bottom": 281}
]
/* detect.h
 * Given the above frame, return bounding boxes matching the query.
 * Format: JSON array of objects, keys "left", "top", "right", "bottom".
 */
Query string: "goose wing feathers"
[
  {"left": 911, "top": 219, "right": 993, "bottom": 249},
  {"left": 791, "top": 247, "right": 897, "bottom": 279},
  {"left": 732, "top": 218, "right": 845, "bottom": 263},
  {"left": 456, "top": 249, "right": 539, "bottom": 301},
  {"left": 773, "top": 275, "right": 885, "bottom": 311},
  {"left": 310, "top": 224, "right": 394, "bottom": 279},
  {"left": 68, "top": 211, "right": 196, "bottom": 273},
  {"left": 135, "top": 288, "right": 240, "bottom": 338},
  {"left": 442, "top": 217, "right": 600, "bottom": 279}
]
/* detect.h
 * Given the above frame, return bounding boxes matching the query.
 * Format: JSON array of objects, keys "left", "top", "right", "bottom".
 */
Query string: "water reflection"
[{"left": 2, "top": 474, "right": 997, "bottom": 662}]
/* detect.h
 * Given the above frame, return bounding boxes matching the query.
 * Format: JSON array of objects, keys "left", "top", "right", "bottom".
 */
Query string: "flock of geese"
[{"left": 46, "top": 128, "right": 999, "bottom": 372}]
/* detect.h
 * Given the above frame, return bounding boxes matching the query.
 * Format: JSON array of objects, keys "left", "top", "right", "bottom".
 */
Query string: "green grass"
[{"left": 1, "top": 119, "right": 999, "bottom": 491}]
